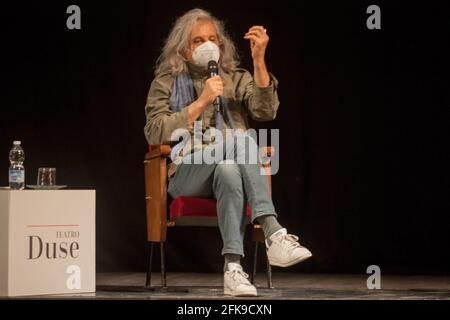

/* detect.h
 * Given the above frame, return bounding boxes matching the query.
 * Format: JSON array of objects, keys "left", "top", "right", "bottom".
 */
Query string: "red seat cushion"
[{"left": 170, "top": 196, "right": 251, "bottom": 220}]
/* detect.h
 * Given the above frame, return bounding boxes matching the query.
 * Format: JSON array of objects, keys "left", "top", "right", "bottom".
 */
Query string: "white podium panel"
[{"left": 0, "top": 190, "right": 95, "bottom": 297}]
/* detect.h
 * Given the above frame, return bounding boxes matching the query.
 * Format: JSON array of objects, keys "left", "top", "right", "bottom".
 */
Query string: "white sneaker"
[
  {"left": 266, "top": 228, "right": 312, "bottom": 267},
  {"left": 224, "top": 263, "right": 257, "bottom": 297}
]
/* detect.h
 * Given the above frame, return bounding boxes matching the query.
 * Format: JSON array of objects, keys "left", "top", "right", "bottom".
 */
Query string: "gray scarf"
[{"left": 169, "top": 72, "right": 235, "bottom": 130}]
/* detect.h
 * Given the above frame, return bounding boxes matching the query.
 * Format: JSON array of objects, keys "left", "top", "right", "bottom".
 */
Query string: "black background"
[{"left": 0, "top": 0, "right": 449, "bottom": 274}]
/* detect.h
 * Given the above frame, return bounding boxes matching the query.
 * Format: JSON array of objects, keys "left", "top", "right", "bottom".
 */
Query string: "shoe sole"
[
  {"left": 268, "top": 252, "right": 312, "bottom": 267},
  {"left": 224, "top": 287, "right": 258, "bottom": 297}
]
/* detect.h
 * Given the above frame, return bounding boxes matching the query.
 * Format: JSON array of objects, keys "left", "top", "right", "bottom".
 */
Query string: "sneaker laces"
[
  {"left": 277, "top": 234, "right": 301, "bottom": 250},
  {"left": 229, "top": 268, "right": 251, "bottom": 285}
]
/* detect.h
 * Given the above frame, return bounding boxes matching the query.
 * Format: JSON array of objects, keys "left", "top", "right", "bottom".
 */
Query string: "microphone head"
[
  {"left": 207, "top": 60, "right": 219, "bottom": 76},
  {"left": 208, "top": 60, "right": 218, "bottom": 68}
]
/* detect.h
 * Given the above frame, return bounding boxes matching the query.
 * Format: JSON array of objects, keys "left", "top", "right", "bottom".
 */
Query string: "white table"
[{"left": 0, "top": 189, "right": 95, "bottom": 297}]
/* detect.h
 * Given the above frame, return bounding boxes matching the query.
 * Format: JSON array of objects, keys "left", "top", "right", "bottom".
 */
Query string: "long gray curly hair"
[{"left": 155, "top": 8, "right": 240, "bottom": 75}]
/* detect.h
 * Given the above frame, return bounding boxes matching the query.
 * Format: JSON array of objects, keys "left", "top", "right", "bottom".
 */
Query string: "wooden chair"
[{"left": 144, "top": 144, "right": 274, "bottom": 289}]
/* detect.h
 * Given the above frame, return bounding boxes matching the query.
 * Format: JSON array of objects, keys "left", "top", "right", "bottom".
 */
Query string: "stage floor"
[{"left": 14, "top": 272, "right": 450, "bottom": 300}]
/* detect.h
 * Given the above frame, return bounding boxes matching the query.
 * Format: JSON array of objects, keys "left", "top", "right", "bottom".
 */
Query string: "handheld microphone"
[{"left": 207, "top": 60, "right": 221, "bottom": 113}]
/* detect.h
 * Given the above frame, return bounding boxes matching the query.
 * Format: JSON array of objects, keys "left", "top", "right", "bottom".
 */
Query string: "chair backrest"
[{"left": 144, "top": 145, "right": 171, "bottom": 241}]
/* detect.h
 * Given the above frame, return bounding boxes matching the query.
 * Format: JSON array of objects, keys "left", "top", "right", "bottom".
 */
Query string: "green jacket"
[{"left": 144, "top": 63, "right": 280, "bottom": 177}]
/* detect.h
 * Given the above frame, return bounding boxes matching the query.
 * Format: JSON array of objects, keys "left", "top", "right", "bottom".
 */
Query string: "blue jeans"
[{"left": 168, "top": 133, "right": 277, "bottom": 257}]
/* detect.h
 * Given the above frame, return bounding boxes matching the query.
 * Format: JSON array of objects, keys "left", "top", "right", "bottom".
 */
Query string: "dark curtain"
[{"left": 0, "top": 0, "right": 449, "bottom": 274}]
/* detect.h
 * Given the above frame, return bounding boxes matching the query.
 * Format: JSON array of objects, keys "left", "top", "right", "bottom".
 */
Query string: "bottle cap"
[{"left": 13, "top": 141, "right": 21, "bottom": 145}]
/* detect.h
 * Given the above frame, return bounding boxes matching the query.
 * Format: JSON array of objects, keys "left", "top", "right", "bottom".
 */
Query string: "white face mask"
[{"left": 191, "top": 41, "right": 220, "bottom": 67}]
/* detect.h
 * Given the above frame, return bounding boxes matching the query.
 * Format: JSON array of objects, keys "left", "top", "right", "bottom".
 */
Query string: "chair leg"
[
  {"left": 145, "top": 241, "right": 154, "bottom": 287},
  {"left": 266, "top": 250, "right": 273, "bottom": 289},
  {"left": 160, "top": 241, "right": 167, "bottom": 288},
  {"left": 251, "top": 241, "right": 258, "bottom": 284}
]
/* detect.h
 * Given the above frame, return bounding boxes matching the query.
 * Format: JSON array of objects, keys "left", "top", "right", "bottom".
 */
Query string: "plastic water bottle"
[{"left": 9, "top": 141, "right": 25, "bottom": 190}]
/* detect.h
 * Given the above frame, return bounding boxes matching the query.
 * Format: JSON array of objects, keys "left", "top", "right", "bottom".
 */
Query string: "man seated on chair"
[{"left": 144, "top": 8, "right": 312, "bottom": 297}]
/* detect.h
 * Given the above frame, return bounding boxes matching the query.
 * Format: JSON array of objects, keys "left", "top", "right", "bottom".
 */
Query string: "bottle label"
[{"left": 9, "top": 170, "right": 25, "bottom": 183}]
